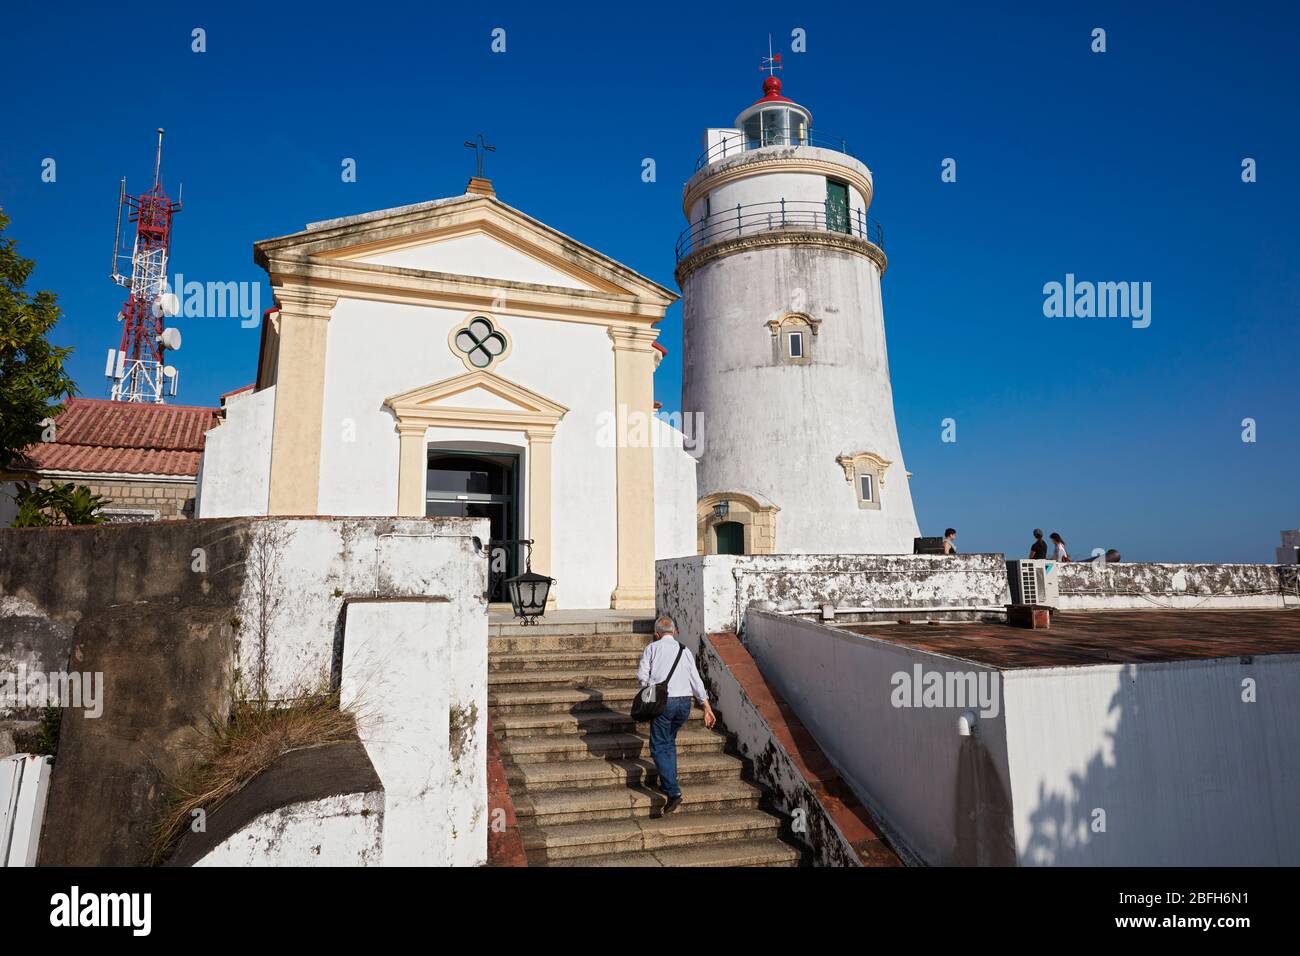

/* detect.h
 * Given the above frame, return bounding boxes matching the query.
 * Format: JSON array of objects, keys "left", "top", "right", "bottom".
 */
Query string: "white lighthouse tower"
[{"left": 678, "top": 66, "right": 919, "bottom": 555}]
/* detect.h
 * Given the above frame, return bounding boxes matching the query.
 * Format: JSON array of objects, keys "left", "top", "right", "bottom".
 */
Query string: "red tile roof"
[{"left": 13, "top": 398, "right": 220, "bottom": 478}]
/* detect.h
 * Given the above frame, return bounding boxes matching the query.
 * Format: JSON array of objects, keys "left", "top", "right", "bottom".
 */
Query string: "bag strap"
[{"left": 663, "top": 644, "right": 685, "bottom": 684}]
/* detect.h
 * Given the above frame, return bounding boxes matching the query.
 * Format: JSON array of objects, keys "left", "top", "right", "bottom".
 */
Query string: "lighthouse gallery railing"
[{"left": 674, "top": 199, "right": 884, "bottom": 263}]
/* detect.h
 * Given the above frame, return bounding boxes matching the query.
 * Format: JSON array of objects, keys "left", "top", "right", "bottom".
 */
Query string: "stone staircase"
[{"left": 489, "top": 620, "right": 805, "bottom": 866}]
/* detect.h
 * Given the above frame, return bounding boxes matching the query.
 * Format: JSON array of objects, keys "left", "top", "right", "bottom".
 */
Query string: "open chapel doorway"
[{"left": 425, "top": 449, "right": 520, "bottom": 602}]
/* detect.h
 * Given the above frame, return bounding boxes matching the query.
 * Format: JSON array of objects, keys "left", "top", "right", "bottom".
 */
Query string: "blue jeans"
[{"left": 649, "top": 696, "right": 693, "bottom": 798}]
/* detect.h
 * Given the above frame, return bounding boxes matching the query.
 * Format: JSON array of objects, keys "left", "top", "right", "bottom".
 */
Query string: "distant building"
[
  {"left": 4, "top": 397, "right": 218, "bottom": 522},
  {"left": 1278, "top": 530, "right": 1300, "bottom": 564}
]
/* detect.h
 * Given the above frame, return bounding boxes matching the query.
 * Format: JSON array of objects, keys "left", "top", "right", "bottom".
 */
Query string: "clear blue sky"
[{"left": 2, "top": 1, "right": 1296, "bottom": 562}]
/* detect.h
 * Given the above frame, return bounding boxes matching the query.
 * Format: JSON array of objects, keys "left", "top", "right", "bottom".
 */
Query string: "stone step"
[
  {"left": 489, "top": 648, "right": 645, "bottom": 672},
  {"left": 546, "top": 836, "right": 804, "bottom": 868},
  {"left": 489, "top": 632, "right": 652, "bottom": 655},
  {"left": 489, "top": 683, "right": 645, "bottom": 715},
  {"left": 488, "top": 667, "right": 641, "bottom": 689},
  {"left": 506, "top": 751, "right": 744, "bottom": 792},
  {"left": 512, "top": 778, "right": 767, "bottom": 827},
  {"left": 489, "top": 618, "right": 654, "bottom": 639},
  {"left": 521, "top": 809, "right": 783, "bottom": 864},
  {"left": 493, "top": 707, "right": 703, "bottom": 739},
  {"left": 499, "top": 726, "right": 726, "bottom": 764}
]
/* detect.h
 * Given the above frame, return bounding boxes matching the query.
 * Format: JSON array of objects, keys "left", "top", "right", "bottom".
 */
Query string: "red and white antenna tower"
[{"left": 106, "top": 128, "right": 184, "bottom": 403}]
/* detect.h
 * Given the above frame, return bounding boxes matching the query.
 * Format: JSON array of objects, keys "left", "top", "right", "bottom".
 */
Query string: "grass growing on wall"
[{"left": 150, "top": 684, "right": 358, "bottom": 865}]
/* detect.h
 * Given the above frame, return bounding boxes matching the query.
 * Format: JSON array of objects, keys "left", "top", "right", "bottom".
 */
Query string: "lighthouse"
[{"left": 677, "top": 65, "right": 920, "bottom": 555}]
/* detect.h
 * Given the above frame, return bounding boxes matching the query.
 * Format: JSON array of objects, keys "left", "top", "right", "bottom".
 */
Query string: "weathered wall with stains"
[
  {"left": 1054, "top": 561, "right": 1300, "bottom": 610},
  {"left": 193, "top": 791, "right": 385, "bottom": 866},
  {"left": 340, "top": 598, "right": 487, "bottom": 866},
  {"left": 230, "top": 517, "right": 486, "bottom": 699},
  {"left": 656, "top": 553, "right": 1011, "bottom": 655},
  {"left": 744, "top": 610, "right": 1017, "bottom": 866},
  {"left": 0, "top": 516, "right": 489, "bottom": 866}
]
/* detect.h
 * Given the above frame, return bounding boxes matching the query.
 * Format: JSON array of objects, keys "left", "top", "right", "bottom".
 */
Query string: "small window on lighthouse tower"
[
  {"left": 859, "top": 473, "right": 874, "bottom": 503},
  {"left": 787, "top": 331, "right": 804, "bottom": 358}
]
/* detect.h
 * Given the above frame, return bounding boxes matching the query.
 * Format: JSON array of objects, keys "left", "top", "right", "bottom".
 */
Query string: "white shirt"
[
  {"left": 1054, "top": 542, "right": 1070, "bottom": 561},
  {"left": 637, "top": 635, "right": 709, "bottom": 703}
]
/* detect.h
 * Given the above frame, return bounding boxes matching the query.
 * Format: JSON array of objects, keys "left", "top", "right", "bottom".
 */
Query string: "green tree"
[
  {"left": 0, "top": 208, "right": 76, "bottom": 469},
  {"left": 12, "top": 481, "right": 109, "bottom": 527}
]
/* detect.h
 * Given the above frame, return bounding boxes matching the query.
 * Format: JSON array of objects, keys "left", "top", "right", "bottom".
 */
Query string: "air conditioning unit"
[{"left": 1008, "top": 559, "right": 1059, "bottom": 607}]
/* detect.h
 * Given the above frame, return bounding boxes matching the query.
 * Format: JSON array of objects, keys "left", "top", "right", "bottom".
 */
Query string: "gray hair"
[{"left": 654, "top": 614, "right": 676, "bottom": 636}]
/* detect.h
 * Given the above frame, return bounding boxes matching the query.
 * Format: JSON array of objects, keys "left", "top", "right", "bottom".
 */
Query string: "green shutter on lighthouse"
[{"left": 826, "top": 179, "right": 850, "bottom": 234}]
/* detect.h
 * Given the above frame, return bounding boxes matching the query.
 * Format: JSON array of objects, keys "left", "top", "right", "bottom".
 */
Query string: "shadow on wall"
[
  {"left": 1021, "top": 670, "right": 1131, "bottom": 866},
  {"left": 952, "top": 733, "right": 1016, "bottom": 866},
  {"left": 1018, "top": 663, "right": 1293, "bottom": 867}
]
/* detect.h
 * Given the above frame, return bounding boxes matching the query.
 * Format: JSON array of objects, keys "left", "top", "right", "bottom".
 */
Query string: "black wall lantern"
[{"left": 505, "top": 540, "right": 554, "bottom": 624}]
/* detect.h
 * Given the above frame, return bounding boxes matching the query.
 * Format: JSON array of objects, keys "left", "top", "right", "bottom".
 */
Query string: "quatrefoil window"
[{"left": 451, "top": 316, "right": 510, "bottom": 370}]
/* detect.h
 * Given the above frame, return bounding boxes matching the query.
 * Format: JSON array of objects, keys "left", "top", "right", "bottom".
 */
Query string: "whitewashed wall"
[
  {"left": 232, "top": 517, "right": 487, "bottom": 699},
  {"left": 195, "top": 387, "right": 274, "bottom": 517},
  {"left": 193, "top": 791, "right": 384, "bottom": 867},
  {"left": 745, "top": 610, "right": 1014, "bottom": 865},
  {"left": 742, "top": 609, "right": 1300, "bottom": 866},
  {"left": 656, "top": 553, "right": 1010, "bottom": 657},
  {"left": 341, "top": 598, "right": 486, "bottom": 866},
  {"left": 1003, "top": 656, "right": 1300, "bottom": 865},
  {"left": 1054, "top": 561, "right": 1300, "bottom": 610},
  {"left": 653, "top": 416, "right": 698, "bottom": 561}
]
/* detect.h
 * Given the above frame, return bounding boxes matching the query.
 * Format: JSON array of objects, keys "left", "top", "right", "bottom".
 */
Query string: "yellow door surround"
[{"left": 385, "top": 370, "right": 568, "bottom": 586}]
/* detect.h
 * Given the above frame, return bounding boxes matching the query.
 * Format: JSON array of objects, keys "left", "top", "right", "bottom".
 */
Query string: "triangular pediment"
[
  {"left": 384, "top": 369, "right": 568, "bottom": 433},
  {"left": 348, "top": 230, "right": 597, "bottom": 291},
  {"left": 255, "top": 193, "right": 676, "bottom": 307}
]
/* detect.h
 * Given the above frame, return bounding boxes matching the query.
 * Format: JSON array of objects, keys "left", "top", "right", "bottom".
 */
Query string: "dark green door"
[
  {"left": 826, "top": 179, "right": 850, "bottom": 234},
  {"left": 715, "top": 521, "right": 745, "bottom": 555}
]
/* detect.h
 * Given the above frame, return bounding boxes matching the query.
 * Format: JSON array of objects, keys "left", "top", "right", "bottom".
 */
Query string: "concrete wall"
[
  {"left": 656, "top": 553, "right": 1011, "bottom": 654},
  {"left": 745, "top": 610, "right": 1015, "bottom": 866},
  {"left": 1054, "top": 561, "right": 1300, "bottom": 610},
  {"left": 1003, "top": 656, "right": 1300, "bottom": 865},
  {"left": 0, "top": 516, "right": 489, "bottom": 866},
  {"left": 193, "top": 791, "right": 384, "bottom": 867},
  {"left": 229, "top": 517, "right": 487, "bottom": 700},
  {"left": 340, "top": 598, "right": 487, "bottom": 866},
  {"left": 652, "top": 416, "right": 698, "bottom": 561},
  {"left": 0, "top": 482, "right": 18, "bottom": 527},
  {"left": 742, "top": 609, "right": 1300, "bottom": 866},
  {"left": 196, "top": 386, "right": 274, "bottom": 518}
]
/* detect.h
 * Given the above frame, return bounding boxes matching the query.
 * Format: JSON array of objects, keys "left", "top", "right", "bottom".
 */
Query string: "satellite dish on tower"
[
  {"left": 159, "top": 327, "right": 182, "bottom": 351},
  {"left": 157, "top": 292, "right": 180, "bottom": 318}
]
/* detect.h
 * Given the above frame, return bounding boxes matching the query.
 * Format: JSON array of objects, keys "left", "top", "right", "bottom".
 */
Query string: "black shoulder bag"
[{"left": 631, "top": 644, "right": 685, "bottom": 722}]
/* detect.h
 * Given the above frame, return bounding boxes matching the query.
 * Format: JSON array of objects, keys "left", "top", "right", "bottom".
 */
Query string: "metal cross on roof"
[{"left": 463, "top": 133, "right": 496, "bottom": 179}]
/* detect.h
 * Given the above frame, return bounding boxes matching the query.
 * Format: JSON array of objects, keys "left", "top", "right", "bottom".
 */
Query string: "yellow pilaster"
[
  {"left": 396, "top": 424, "right": 428, "bottom": 517},
  {"left": 266, "top": 286, "right": 337, "bottom": 515},
  {"left": 608, "top": 326, "right": 659, "bottom": 609}
]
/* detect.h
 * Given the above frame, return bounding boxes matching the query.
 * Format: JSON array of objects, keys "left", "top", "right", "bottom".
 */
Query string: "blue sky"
[{"left": 2, "top": 1, "right": 1297, "bottom": 562}]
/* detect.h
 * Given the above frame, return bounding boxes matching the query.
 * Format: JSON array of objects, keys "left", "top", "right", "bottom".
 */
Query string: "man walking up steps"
[{"left": 636, "top": 615, "right": 716, "bottom": 816}]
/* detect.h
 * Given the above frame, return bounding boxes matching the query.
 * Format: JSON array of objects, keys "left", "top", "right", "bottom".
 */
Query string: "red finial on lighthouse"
[{"left": 757, "top": 35, "right": 789, "bottom": 102}]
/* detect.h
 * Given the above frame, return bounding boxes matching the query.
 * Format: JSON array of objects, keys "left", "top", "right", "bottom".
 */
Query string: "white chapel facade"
[{"left": 197, "top": 178, "right": 698, "bottom": 610}]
